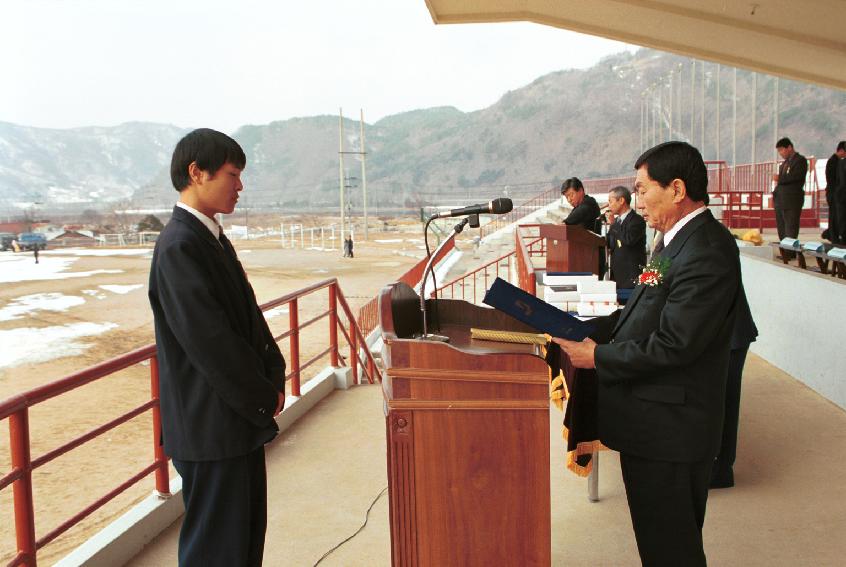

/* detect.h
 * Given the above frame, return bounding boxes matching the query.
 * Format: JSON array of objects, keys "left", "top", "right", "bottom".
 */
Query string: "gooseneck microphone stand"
[{"left": 418, "top": 214, "right": 478, "bottom": 341}]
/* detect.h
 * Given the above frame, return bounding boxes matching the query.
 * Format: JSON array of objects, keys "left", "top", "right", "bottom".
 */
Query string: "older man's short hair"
[
  {"left": 776, "top": 137, "right": 793, "bottom": 149},
  {"left": 609, "top": 185, "right": 631, "bottom": 205},
  {"left": 634, "top": 141, "right": 709, "bottom": 205}
]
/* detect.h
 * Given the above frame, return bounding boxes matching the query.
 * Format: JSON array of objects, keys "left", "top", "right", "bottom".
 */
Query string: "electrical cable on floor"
[{"left": 312, "top": 486, "right": 389, "bottom": 566}]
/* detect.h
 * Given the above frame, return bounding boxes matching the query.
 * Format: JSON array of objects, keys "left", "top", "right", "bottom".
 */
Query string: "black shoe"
[{"left": 709, "top": 465, "right": 734, "bottom": 489}]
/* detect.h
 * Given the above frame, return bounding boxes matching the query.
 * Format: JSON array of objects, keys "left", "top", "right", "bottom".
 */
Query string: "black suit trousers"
[
  {"left": 173, "top": 448, "right": 268, "bottom": 567},
  {"left": 620, "top": 453, "right": 711, "bottom": 567},
  {"left": 716, "top": 346, "right": 749, "bottom": 469}
]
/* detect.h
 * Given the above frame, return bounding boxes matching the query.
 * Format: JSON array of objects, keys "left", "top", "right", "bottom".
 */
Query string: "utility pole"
[
  {"left": 732, "top": 67, "right": 737, "bottom": 167},
  {"left": 716, "top": 64, "right": 721, "bottom": 161},
  {"left": 751, "top": 73, "right": 757, "bottom": 164},
  {"left": 690, "top": 60, "right": 696, "bottom": 143},
  {"left": 359, "top": 109, "right": 368, "bottom": 240},
  {"left": 700, "top": 61, "right": 706, "bottom": 155},
  {"left": 339, "top": 108, "right": 346, "bottom": 243},
  {"left": 773, "top": 77, "right": 779, "bottom": 161}
]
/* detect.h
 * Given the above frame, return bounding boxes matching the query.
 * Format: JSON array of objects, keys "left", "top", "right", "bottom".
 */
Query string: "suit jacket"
[
  {"left": 594, "top": 210, "right": 740, "bottom": 463},
  {"left": 564, "top": 194, "right": 602, "bottom": 233},
  {"left": 149, "top": 206, "right": 286, "bottom": 461},
  {"left": 774, "top": 152, "right": 808, "bottom": 210},
  {"left": 606, "top": 210, "right": 647, "bottom": 288},
  {"left": 731, "top": 283, "right": 757, "bottom": 350},
  {"left": 825, "top": 154, "right": 839, "bottom": 203}
]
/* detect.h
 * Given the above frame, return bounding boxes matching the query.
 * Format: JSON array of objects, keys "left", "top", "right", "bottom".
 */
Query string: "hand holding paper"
[{"left": 552, "top": 337, "right": 597, "bottom": 369}]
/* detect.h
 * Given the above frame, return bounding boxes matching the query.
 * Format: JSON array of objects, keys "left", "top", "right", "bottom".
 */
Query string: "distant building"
[{"left": 49, "top": 229, "right": 98, "bottom": 247}]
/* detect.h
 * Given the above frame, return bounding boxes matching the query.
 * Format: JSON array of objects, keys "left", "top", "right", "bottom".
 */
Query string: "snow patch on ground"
[
  {"left": 0, "top": 255, "right": 123, "bottom": 283},
  {"left": 0, "top": 293, "right": 86, "bottom": 322},
  {"left": 264, "top": 306, "right": 290, "bottom": 319},
  {"left": 0, "top": 322, "right": 118, "bottom": 369},
  {"left": 82, "top": 290, "right": 107, "bottom": 300},
  {"left": 41, "top": 249, "right": 152, "bottom": 257},
  {"left": 99, "top": 284, "right": 144, "bottom": 295}
]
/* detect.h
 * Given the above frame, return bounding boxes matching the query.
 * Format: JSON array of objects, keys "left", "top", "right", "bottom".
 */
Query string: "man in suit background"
[
  {"left": 822, "top": 142, "right": 845, "bottom": 243},
  {"left": 772, "top": 137, "right": 808, "bottom": 258},
  {"left": 562, "top": 177, "right": 601, "bottom": 232},
  {"left": 555, "top": 141, "right": 741, "bottom": 566},
  {"left": 605, "top": 185, "right": 647, "bottom": 288},
  {"left": 149, "top": 129, "right": 286, "bottom": 566},
  {"left": 562, "top": 177, "right": 605, "bottom": 275}
]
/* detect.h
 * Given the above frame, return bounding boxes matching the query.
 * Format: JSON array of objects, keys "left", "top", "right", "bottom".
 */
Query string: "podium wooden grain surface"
[
  {"left": 540, "top": 224, "right": 605, "bottom": 274},
  {"left": 380, "top": 282, "right": 551, "bottom": 566}
]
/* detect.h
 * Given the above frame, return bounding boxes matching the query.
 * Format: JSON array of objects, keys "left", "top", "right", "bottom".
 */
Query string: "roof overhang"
[{"left": 424, "top": 0, "right": 846, "bottom": 90}]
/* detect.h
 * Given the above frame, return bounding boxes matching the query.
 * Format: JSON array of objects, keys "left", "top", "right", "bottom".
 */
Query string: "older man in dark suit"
[
  {"left": 149, "top": 129, "right": 286, "bottom": 566},
  {"left": 555, "top": 141, "right": 741, "bottom": 566},
  {"left": 605, "top": 185, "right": 647, "bottom": 288}
]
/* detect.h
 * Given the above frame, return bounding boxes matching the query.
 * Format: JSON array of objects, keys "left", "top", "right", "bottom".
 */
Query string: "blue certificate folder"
[{"left": 482, "top": 277, "right": 594, "bottom": 341}]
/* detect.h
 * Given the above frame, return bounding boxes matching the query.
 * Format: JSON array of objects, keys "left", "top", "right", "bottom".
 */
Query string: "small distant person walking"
[
  {"left": 33, "top": 246, "right": 39, "bottom": 264},
  {"left": 343, "top": 235, "right": 354, "bottom": 258},
  {"left": 148, "top": 128, "right": 286, "bottom": 566},
  {"left": 772, "top": 137, "right": 807, "bottom": 257}
]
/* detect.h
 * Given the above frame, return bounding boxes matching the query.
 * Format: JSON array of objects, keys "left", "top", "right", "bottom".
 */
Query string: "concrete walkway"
[{"left": 127, "top": 351, "right": 846, "bottom": 566}]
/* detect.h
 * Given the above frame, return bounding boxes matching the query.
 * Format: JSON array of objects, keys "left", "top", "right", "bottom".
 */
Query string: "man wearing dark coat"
[
  {"left": 823, "top": 143, "right": 844, "bottom": 242},
  {"left": 562, "top": 177, "right": 605, "bottom": 275},
  {"left": 829, "top": 141, "right": 846, "bottom": 244},
  {"left": 772, "top": 137, "right": 808, "bottom": 257},
  {"left": 562, "top": 177, "right": 601, "bottom": 233},
  {"left": 148, "top": 129, "right": 286, "bottom": 566},
  {"left": 555, "top": 142, "right": 741, "bottom": 566},
  {"left": 605, "top": 185, "right": 646, "bottom": 288}
]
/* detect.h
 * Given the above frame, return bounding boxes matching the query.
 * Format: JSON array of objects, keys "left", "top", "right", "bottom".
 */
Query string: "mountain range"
[{"left": 1, "top": 48, "right": 844, "bottom": 215}]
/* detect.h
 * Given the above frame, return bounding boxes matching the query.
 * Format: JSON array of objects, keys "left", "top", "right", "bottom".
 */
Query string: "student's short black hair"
[
  {"left": 776, "top": 137, "right": 793, "bottom": 149},
  {"left": 837, "top": 141, "right": 846, "bottom": 152},
  {"left": 170, "top": 128, "right": 246, "bottom": 192},
  {"left": 561, "top": 177, "right": 584, "bottom": 194},
  {"left": 634, "top": 141, "right": 709, "bottom": 205}
]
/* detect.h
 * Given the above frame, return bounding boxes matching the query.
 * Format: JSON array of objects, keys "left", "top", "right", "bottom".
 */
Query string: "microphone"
[{"left": 432, "top": 198, "right": 513, "bottom": 219}]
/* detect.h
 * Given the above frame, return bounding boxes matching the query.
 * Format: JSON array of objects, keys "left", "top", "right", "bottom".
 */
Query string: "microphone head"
[{"left": 490, "top": 197, "right": 513, "bottom": 214}]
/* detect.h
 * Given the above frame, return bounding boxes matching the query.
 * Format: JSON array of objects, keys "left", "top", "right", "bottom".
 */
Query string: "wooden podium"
[
  {"left": 379, "top": 282, "right": 551, "bottom": 566},
  {"left": 539, "top": 224, "right": 605, "bottom": 273}
]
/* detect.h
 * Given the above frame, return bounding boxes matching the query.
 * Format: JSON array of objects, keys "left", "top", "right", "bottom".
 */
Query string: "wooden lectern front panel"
[{"left": 413, "top": 408, "right": 550, "bottom": 566}]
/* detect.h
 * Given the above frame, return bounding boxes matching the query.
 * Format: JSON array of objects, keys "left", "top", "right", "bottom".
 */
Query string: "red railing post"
[
  {"left": 328, "top": 285, "right": 339, "bottom": 367},
  {"left": 10, "top": 408, "right": 37, "bottom": 566},
  {"left": 351, "top": 326, "right": 359, "bottom": 386},
  {"left": 149, "top": 356, "right": 170, "bottom": 497},
  {"left": 289, "top": 297, "right": 301, "bottom": 396}
]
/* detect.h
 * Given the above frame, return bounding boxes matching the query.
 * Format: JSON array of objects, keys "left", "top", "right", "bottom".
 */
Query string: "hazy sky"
[{"left": 2, "top": 0, "right": 635, "bottom": 133}]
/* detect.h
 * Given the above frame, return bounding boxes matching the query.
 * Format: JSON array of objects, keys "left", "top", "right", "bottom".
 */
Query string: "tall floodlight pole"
[
  {"left": 690, "top": 60, "right": 696, "bottom": 142},
  {"left": 360, "top": 109, "right": 368, "bottom": 240},
  {"left": 652, "top": 84, "right": 658, "bottom": 146},
  {"left": 658, "top": 87, "right": 663, "bottom": 142},
  {"left": 716, "top": 64, "right": 721, "bottom": 161},
  {"left": 751, "top": 73, "right": 757, "bottom": 165},
  {"left": 668, "top": 72, "right": 673, "bottom": 140},
  {"left": 732, "top": 67, "right": 737, "bottom": 167},
  {"left": 339, "top": 108, "right": 346, "bottom": 243},
  {"left": 773, "top": 77, "right": 779, "bottom": 161},
  {"left": 640, "top": 92, "right": 645, "bottom": 152},
  {"left": 700, "top": 61, "right": 706, "bottom": 154}
]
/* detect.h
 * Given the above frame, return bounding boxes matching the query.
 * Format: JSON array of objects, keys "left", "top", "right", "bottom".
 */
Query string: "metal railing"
[{"left": 0, "top": 278, "right": 377, "bottom": 566}]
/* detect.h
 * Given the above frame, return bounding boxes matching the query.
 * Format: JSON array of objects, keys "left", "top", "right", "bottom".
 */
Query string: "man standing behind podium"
[
  {"left": 149, "top": 129, "right": 286, "bottom": 566},
  {"left": 605, "top": 185, "right": 646, "bottom": 288},
  {"left": 562, "top": 177, "right": 601, "bottom": 232},
  {"left": 554, "top": 142, "right": 740, "bottom": 566}
]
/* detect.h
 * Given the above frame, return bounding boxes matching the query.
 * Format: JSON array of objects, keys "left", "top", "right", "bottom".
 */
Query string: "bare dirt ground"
[{"left": 0, "top": 219, "right": 428, "bottom": 565}]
